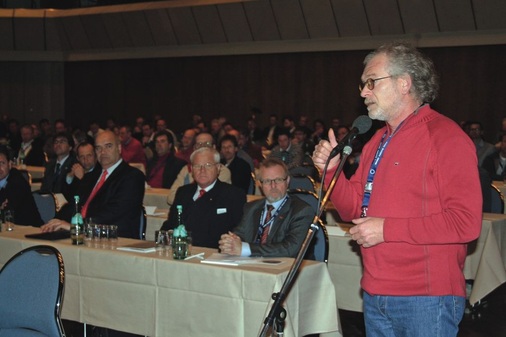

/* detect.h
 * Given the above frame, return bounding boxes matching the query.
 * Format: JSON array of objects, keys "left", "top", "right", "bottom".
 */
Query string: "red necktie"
[
  {"left": 198, "top": 189, "right": 206, "bottom": 199},
  {"left": 82, "top": 170, "right": 108, "bottom": 217},
  {"left": 261, "top": 205, "right": 274, "bottom": 244}
]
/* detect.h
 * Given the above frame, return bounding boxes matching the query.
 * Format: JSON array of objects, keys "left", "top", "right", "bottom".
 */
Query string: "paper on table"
[
  {"left": 201, "top": 253, "right": 284, "bottom": 266},
  {"left": 326, "top": 223, "right": 354, "bottom": 236},
  {"left": 117, "top": 241, "right": 157, "bottom": 253}
]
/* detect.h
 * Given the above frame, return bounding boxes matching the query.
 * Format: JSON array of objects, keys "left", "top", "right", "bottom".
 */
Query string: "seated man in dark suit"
[
  {"left": 41, "top": 130, "right": 145, "bottom": 240},
  {"left": 161, "top": 147, "right": 246, "bottom": 249},
  {"left": 18, "top": 124, "right": 46, "bottom": 167},
  {"left": 0, "top": 147, "right": 44, "bottom": 226},
  {"left": 219, "top": 134, "right": 252, "bottom": 194},
  {"left": 219, "top": 158, "right": 314, "bottom": 257},
  {"left": 146, "top": 130, "right": 187, "bottom": 188},
  {"left": 40, "top": 132, "right": 77, "bottom": 201}
]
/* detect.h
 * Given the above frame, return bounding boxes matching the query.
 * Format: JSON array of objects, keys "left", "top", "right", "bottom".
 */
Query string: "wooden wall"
[{"left": 2, "top": 44, "right": 505, "bottom": 143}]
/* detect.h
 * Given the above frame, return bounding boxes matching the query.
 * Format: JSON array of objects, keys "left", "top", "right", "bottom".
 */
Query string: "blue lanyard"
[
  {"left": 255, "top": 196, "right": 289, "bottom": 243},
  {"left": 360, "top": 121, "right": 407, "bottom": 217}
]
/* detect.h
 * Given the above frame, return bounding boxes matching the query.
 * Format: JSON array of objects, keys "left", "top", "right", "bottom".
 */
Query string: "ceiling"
[{"left": 0, "top": 0, "right": 505, "bottom": 61}]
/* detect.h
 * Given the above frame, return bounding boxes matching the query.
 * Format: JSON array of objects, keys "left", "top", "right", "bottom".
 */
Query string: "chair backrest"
[
  {"left": 129, "top": 162, "right": 146, "bottom": 175},
  {"left": 18, "top": 169, "right": 32, "bottom": 185},
  {"left": 489, "top": 184, "right": 504, "bottom": 214},
  {"left": 32, "top": 192, "right": 57, "bottom": 223},
  {"left": 309, "top": 220, "right": 329, "bottom": 263},
  {"left": 140, "top": 206, "right": 147, "bottom": 240},
  {"left": 288, "top": 174, "right": 316, "bottom": 192},
  {"left": 288, "top": 189, "right": 319, "bottom": 213},
  {"left": 0, "top": 245, "right": 65, "bottom": 337}
]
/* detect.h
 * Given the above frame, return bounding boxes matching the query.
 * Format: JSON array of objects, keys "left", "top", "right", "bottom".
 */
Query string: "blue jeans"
[{"left": 363, "top": 292, "right": 465, "bottom": 337}]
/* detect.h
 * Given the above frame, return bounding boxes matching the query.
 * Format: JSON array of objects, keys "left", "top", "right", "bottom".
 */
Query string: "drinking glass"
[{"left": 4, "top": 210, "right": 14, "bottom": 231}]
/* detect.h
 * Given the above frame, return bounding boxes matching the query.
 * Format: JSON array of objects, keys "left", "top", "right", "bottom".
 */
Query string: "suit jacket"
[
  {"left": 222, "top": 156, "right": 251, "bottom": 194},
  {"left": 0, "top": 168, "right": 43, "bottom": 226},
  {"left": 233, "top": 195, "right": 314, "bottom": 257},
  {"left": 146, "top": 152, "right": 187, "bottom": 188},
  {"left": 40, "top": 154, "right": 77, "bottom": 200},
  {"left": 161, "top": 180, "right": 246, "bottom": 249},
  {"left": 482, "top": 150, "right": 504, "bottom": 181},
  {"left": 84, "top": 161, "right": 145, "bottom": 239},
  {"left": 20, "top": 139, "right": 46, "bottom": 166}
]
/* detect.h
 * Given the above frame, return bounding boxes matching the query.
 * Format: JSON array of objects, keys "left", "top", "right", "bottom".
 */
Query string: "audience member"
[
  {"left": 87, "top": 121, "right": 104, "bottom": 139},
  {"left": 0, "top": 147, "right": 43, "bottom": 226},
  {"left": 119, "top": 125, "right": 147, "bottom": 169},
  {"left": 155, "top": 118, "right": 179, "bottom": 149},
  {"left": 167, "top": 132, "right": 231, "bottom": 205},
  {"left": 282, "top": 115, "right": 296, "bottom": 135},
  {"left": 65, "top": 141, "right": 102, "bottom": 193},
  {"left": 18, "top": 124, "right": 46, "bottom": 166},
  {"left": 6, "top": 119, "right": 21, "bottom": 155},
  {"left": 262, "top": 114, "right": 281, "bottom": 149},
  {"left": 312, "top": 42, "right": 481, "bottom": 337},
  {"left": 268, "top": 128, "right": 303, "bottom": 169},
  {"left": 292, "top": 126, "right": 315, "bottom": 157},
  {"left": 237, "top": 128, "right": 263, "bottom": 168},
  {"left": 219, "top": 134, "right": 252, "bottom": 194},
  {"left": 175, "top": 128, "right": 196, "bottom": 163},
  {"left": 482, "top": 132, "right": 506, "bottom": 181},
  {"left": 311, "top": 119, "right": 327, "bottom": 144},
  {"left": 41, "top": 130, "right": 145, "bottom": 239},
  {"left": 467, "top": 121, "right": 496, "bottom": 166},
  {"left": 146, "top": 130, "right": 186, "bottom": 188},
  {"left": 161, "top": 147, "right": 246, "bottom": 248},
  {"left": 219, "top": 158, "right": 313, "bottom": 257},
  {"left": 40, "top": 132, "right": 77, "bottom": 200}
]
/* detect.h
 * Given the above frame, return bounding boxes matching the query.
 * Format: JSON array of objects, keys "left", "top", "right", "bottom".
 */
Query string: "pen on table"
[{"left": 184, "top": 252, "right": 205, "bottom": 260}]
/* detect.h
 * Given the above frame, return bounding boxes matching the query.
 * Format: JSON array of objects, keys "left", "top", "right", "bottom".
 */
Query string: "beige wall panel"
[
  {"left": 61, "top": 16, "right": 91, "bottom": 50},
  {"left": 301, "top": 0, "right": 338, "bottom": 38},
  {"left": 13, "top": 9, "right": 45, "bottom": 50},
  {"left": 80, "top": 14, "right": 112, "bottom": 49},
  {"left": 433, "top": 0, "right": 475, "bottom": 31},
  {"left": 363, "top": 0, "right": 404, "bottom": 35},
  {"left": 398, "top": 0, "right": 439, "bottom": 34},
  {"left": 330, "top": 0, "right": 370, "bottom": 37},
  {"left": 167, "top": 7, "right": 201, "bottom": 45},
  {"left": 122, "top": 11, "right": 155, "bottom": 47},
  {"left": 271, "top": 0, "right": 308, "bottom": 40},
  {"left": 192, "top": 5, "right": 227, "bottom": 44},
  {"left": 217, "top": 3, "right": 253, "bottom": 43},
  {"left": 102, "top": 12, "right": 133, "bottom": 48},
  {"left": 472, "top": 0, "right": 506, "bottom": 30},
  {"left": 243, "top": 1, "right": 280, "bottom": 41},
  {"left": 144, "top": 9, "right": 178, "bottom": 46}
]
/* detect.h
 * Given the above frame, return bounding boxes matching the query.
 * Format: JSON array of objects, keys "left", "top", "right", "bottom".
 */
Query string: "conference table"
[
  {"left": 326, "top": 213, "right": 506, "bottom": 312},
  {"left": 0, "top": 226, "right": 341, "bottom": 337}
]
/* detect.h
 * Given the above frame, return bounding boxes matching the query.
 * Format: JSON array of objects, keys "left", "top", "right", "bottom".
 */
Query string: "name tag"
[{"left": 217, "top": 208, "right": 227, "bottom": 214}]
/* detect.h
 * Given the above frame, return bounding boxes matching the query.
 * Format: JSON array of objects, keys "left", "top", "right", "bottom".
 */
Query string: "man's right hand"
[
  {"left": 71, "top": 163, "right": 85, "bottom": 180},
  {"left": 312, "top": 128, "right": 341, "bottom": 171}
]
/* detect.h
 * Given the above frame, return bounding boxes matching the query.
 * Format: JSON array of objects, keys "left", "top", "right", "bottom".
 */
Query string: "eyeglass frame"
[
  {"left": 359, "top": 75, "right": 393, "bottom": 92},
  {"left": 259, "top": 177, "right": 288, "bottom": 186},
  {"left": 192, "top": 162, "right": 218, "bottom": 171},
  {"left": 194, "top": 141, "right": 213, "bottom": 150}
]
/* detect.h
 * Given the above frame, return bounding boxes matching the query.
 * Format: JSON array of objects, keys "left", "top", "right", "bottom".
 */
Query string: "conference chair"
[
  {"left": 288, "top": 174, "right": 316, "bottom": 192},
  {"left": 18, "top": 169, "right": 32, "bottom": 185},
  {"left": 139, "top": 206, "right": 147, "bottom": 240},
  {"left": 288, "top": 189, "right": 329, "bottom": 263},
  {"left": 32, "top": 192, "right": 57, "bottom": 223},
  {"left": 0, "top": 245, "right": 66, "bottom": 337},
  {"left": 489, "top": 184, "right": 504, "bottom": 214}
]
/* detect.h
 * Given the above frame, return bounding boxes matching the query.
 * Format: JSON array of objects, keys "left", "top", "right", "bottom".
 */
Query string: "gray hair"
[
  {"left": 190, "top": 146, "right": 220, "bottom": 164},
  {"left": 364, "top": 42, "right": 439, "bottom": 103}
]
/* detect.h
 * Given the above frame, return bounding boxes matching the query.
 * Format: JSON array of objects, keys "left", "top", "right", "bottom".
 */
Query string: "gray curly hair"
[{"left": 364, "top": 42, "right": 439, "bottom": 104}]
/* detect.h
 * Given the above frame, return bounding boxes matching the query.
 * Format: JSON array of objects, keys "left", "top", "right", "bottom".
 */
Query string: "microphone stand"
[{"left": 258, "top": 145, "right": 353, "bottom": 337}]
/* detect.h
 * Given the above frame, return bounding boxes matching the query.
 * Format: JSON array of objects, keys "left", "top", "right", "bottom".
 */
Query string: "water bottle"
[{"left": 70, "top": 195, "right": 84, "bottom": 245}]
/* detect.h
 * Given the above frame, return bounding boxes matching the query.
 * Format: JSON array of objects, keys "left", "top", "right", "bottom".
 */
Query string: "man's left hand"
[{"left": 349, "top": 217, "right": 385, "bottom": 248}]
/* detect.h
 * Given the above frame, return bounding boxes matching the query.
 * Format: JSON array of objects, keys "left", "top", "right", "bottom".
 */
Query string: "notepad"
[
  {"left": 117, "top": 241, "right": 157, "bottom": 253},
  {"left": 201, "top": 253, "right": 284, "bottom": 266},
  {"left": 25, "top": 230, "right": 70, "bottom": 241}
]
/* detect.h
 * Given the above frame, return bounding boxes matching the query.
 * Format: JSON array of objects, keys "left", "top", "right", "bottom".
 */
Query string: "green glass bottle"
[{"left": 70, "top": 195, "right": 84, "bottom": 245}]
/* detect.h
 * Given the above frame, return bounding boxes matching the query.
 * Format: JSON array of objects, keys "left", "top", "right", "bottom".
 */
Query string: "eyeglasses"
[
  {"left": 359, "top": 76, "right": 392, "bottom": 92},
  {"left": 192, "top": 163, "right": 217, "bottom": 171},
  {"left": 259, "top": 177, "right": 288, "bottom": 185},
  {"left": 194, "top": 141, "right": 213, "bottom": 149},
  {"left": 53, "top": 139, "right": 68, "bottom": 145}
]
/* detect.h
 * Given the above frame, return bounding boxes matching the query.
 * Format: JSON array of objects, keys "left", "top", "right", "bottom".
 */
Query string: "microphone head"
[{"left": 352, "top": 115, "right": 372, "bottom": 134}]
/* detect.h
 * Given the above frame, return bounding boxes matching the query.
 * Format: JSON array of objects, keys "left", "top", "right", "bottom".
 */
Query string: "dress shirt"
[{"left": 192, "top": 180, "right": 217, "bottom": 201}]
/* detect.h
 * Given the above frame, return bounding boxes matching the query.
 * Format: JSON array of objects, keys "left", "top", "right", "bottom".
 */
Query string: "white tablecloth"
[
  {"left": 0, "top": 226, "right": 341, "bottom": 337},
  {"left": 326, "top": 213, "right": 506, "bottom": 312}
]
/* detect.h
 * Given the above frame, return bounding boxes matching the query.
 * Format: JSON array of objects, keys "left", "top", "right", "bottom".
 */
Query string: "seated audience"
[
  {"left": 482, "top": 133, "right": 506, "bottom": 181},
  {"left": 146, "top": 130, "right": 186, "bottom": 188},
  {"left": 167, "top": 132, "right": 231, "bottom": 206},
  {"left": 268, "top": 128, "right": 303, "bottom": 169},
  {"left": 41, "top": 130, "right": 145, "bottom": 239},
  {"left": 18, "top": 124, "right": 46, "bottom": 166},
  {"left": 119, "top": 125, "right": 147, "bottom": 169},
  {"left": 219, "top": 134, "right": 252, "bottom": 194},
  {"left": 40, "top": 132, "right": 77, "bottom": 201},
  {"left": 219, "top": 158, "right": 314, "bottom": 257},
  {"left": 64, "top": 141, "right": 102, "bottom": 197},
  {"left": 466, "top": 121, "right": 496, "bottom": 166},
  {"left": 161, "top": 147, "right": 246, "bottom": 249},
  {"left": 175, "top": 128, "right": 196, "bottom": 163},
  {"left": 0, "top": 147, "right": 43, "bottom": 226}
]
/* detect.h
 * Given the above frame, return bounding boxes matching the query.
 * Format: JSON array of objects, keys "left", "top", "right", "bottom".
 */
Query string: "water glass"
[
  {"left": 107, "top": 225, "right": 118, "bottom": 240},
  {"left": 85, "top": 218, "right": 95, "bottom": 240},
  {"left": 4, "top": 210, "right": 14, "bottom": 232},
  {"left": 173, "top": 236, "right": 188, "bottom": 260},
  {"left": 155, "top": 230, "right": 168, "bottom": 249}
]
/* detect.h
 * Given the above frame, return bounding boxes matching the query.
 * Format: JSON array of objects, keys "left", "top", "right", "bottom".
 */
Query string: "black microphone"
[{"left": 329, "top": 115, "right": 372, "bottom": 159}]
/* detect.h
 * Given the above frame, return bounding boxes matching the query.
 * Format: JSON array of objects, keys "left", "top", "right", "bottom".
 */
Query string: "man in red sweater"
[
  {"left": 313, "top": 42, "right": 482, "bottom": 337},
  {"left": 119, "top": 125, "right": 147, "bottom": 170}
]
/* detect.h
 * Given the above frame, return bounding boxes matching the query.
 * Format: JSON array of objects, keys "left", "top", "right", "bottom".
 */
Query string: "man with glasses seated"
[
  {"left": 161, "top": 147, "right": 246, "bottom": 249},
  {"left": 218, "top": 158, "right": 314, "bottom": 257},
  {"left": 166, "top": 132, "right": 232, "bottom": 206}
]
